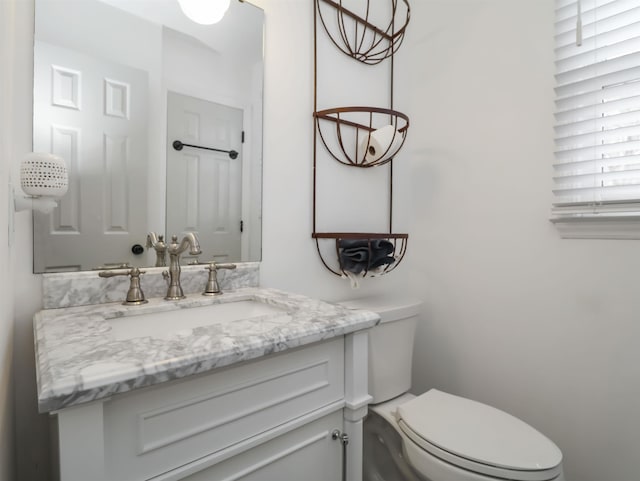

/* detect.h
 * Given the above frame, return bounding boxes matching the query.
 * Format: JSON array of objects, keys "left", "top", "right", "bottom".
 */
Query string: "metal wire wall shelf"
[
  {"left": 314, "top": 106, "right": 409, "bottom": 167},
  {"left": 312, "top": 233, "right": 408, "bottom": 277},
  {"left": 316, "top": 0, "right": 411, "bottom": 65},
  {"left": 313, "top": 0, "right": 410, "bottom": 279}
]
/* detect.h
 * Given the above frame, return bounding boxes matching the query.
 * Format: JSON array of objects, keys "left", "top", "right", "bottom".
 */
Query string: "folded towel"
[
  {"left": 341, "top": 256, "right": 366, "bottom": 274},
  {"left": 338, "top": 239, "right": 396, "bottom": 274},
  {"left": 370, "top": 255, "right": 395, "bottom": 270},
  {"left": 338, "top": 239, "right": 393, "bottom": 252},
  {"left": 340, "top": 246, "right": 369, "bottom": 263}
]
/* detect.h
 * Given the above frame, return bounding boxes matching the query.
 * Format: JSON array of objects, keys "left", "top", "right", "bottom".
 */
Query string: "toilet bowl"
[
  {"left": 368, "top": 391, "right": 564, "bottom": 481},
  {"left": 340, "top": 297, "right": 565, "bottom": 481}
]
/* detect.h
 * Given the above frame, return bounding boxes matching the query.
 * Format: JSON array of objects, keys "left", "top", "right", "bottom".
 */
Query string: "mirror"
[{"left": 32, "top": 0, "right": 263, "bottom": 273}]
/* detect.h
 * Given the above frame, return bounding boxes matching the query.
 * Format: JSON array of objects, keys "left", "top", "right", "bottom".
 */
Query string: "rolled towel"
[
  {"left": 338, "top": 239, "right": 369, "bottom": 249},
  {"left": 374, "top": 239, "right": 394, "bottom": 255},
  {"left": 340, "top": 246, "right": 369, "bottom": 262},
  {"left": 340, "top": 246, "right": 369, "bottom": 274},
  {"left": 339, "top": 239, "right": 393, "bottom": 252},
  {"left": 370, "top": 255, "right": 395, "bottom": 270},
  {"left": 341, "top": 257, "right": 367, "bottom": 274},
  {"left": 338, "top": 239, "right": 396, "bottom": 274}
]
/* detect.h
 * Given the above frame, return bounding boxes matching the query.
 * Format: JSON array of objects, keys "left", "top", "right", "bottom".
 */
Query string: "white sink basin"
[{"left": 109, "top": 299, "right": 289, "bottom": 340}]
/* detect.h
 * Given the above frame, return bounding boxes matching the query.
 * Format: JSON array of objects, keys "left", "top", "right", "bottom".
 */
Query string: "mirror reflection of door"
[
  {"left": 33, "top": 41, "right": 149, "bottom": 272},
  {"left": 166, "top": 92, "right": 243, "bottom": 263}
]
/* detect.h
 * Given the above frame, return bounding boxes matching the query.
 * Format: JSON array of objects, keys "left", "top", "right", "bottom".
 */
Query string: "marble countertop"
[{"left": 34, "top": 287, "right": 380, "bottom": 413}]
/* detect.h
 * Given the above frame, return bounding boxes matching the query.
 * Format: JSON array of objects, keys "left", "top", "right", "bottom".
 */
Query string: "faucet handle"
[
  {"left": 212, "top": 262, "right": 236, "bottom": 271},
  {"left": 202, "top": 262, "right": 236, "bottom": 296},
  {"left": 98, "top": 267, "right": 148, "bottom": 305},
  {"left": 146, "top": 233, "right": 167, "bottom": 267},
  {"left": 93, "top": 262, "right": 131, "bottom": 270}
]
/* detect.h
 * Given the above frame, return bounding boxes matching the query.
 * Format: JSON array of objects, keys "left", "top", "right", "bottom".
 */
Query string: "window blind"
[{"left": 553, "top": 0, "right": 640, "bottom": 220}]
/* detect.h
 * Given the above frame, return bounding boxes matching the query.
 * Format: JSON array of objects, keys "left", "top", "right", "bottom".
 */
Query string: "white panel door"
[
  {"left": 33, "top": 41, "right": 148, "bottom": 271},
  {"left": 166, "top": 92, "right": 242, "bottom": 262}
]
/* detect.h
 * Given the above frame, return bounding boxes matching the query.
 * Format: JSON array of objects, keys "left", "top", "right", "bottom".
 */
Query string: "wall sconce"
[
  {"left": 177, "top": 0, "right": 230, "bottom": 25},
  {"left": 14, "top": 152, "right": 68, "bottom": 214}
]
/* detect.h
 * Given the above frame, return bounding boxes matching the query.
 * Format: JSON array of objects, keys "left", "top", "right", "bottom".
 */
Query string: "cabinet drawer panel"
[
  {"left": 175, "top": 410, "right": 343, "bottom": 481},
  {"left": 104, "top": 339, "right": 344, "bottom": 481},
  {"left": 140, "top": 358, "right": 331, "bottom": 453}
]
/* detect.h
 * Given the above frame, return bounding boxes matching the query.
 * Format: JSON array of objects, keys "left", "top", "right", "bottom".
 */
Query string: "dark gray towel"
[{"left": 338, "top": 239, "right": 395, "bottom": 274}]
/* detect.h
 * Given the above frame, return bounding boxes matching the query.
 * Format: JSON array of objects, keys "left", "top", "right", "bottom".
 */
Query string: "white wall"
[
  {"left": 0, "top": 3, "right": 17, "bottom": 479},
  {"left": 405, "top": 1, "right": 640, "bottom": 480},
  {"left": 11, "top": 0, "right": 52, "bottom": 478}
]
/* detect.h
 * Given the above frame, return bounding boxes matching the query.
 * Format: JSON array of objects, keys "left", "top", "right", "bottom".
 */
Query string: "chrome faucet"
[
  {"left": 146, "top": 232, "right": 167, "bottom": 267},
  {"left": 163, "top": 233, "right": 202, "bottom": 300}
]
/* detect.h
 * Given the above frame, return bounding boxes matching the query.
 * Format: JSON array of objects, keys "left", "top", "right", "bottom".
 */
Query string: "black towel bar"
[{"left": 172, "top": 140, "right": 238, "bottom": 159}]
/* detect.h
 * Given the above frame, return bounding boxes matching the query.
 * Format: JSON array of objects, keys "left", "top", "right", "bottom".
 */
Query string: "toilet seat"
[{"left": 396, "top": 390, "right": 563, "bottom": 481}]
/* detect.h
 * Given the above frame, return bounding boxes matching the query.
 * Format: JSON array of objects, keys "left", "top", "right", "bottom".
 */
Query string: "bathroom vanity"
[{"left": 34, "top": 287, "right": 379, "bottom": 481}]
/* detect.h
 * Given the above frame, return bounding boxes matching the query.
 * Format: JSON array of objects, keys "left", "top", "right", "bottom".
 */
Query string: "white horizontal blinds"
[{"left": 553, "top": 0, "right": 640, "bottom": 216}]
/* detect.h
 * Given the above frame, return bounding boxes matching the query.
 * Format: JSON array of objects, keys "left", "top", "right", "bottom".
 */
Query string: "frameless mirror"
[{"left": 32, "top": 0, "right": 263, "bottom": 272}]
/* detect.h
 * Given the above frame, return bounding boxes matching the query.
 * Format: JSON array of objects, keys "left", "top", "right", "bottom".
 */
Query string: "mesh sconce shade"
[{"left": 20, "top": 152, "right": 68, "bottom": 197}]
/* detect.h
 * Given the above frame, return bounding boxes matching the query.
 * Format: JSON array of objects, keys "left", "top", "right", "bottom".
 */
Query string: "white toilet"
[{"left": 341, "top": 297, "right": 565, "bottom": 481}]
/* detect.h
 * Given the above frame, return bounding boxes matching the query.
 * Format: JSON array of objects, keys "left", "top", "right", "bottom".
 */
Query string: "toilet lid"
[{"left": 396, "top": 390, "right": 563, "bottom": 481}]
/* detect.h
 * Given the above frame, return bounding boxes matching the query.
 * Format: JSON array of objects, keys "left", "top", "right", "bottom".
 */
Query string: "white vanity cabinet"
[{"left": 53, "top": 333, "right": 370, "bottom": 481}]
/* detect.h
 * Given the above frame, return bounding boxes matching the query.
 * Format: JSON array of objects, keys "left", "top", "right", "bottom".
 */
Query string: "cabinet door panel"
[{"left": 179, "top": 411, "right": 343, "bottom": 481}]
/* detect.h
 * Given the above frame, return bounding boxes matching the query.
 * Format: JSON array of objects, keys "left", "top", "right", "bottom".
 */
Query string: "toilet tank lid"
[
  {"left": 397, "top": 389, "right": 563, "bottom": 472},
  {"left": 339, "top": 297, "right": 422, "bottom": 323}
]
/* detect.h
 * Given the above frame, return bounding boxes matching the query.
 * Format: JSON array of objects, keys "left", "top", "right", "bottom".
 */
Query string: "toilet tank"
[{"left": 340, "top": 297, "right": 422, "bottom": 404}]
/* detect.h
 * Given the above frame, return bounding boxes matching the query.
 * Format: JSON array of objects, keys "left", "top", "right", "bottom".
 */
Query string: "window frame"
[{"left": 552, "top": 0, "right": 640, "bottom": 239}]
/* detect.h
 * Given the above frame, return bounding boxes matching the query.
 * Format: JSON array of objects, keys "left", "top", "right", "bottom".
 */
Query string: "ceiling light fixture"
[{"left": 177, "top": 0, "right": 231, "bottom": 25}]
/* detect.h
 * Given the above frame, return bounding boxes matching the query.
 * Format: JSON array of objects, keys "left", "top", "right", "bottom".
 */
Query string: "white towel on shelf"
[{"left": 342, "top": 270, "right": 361, "bottom": 289}]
